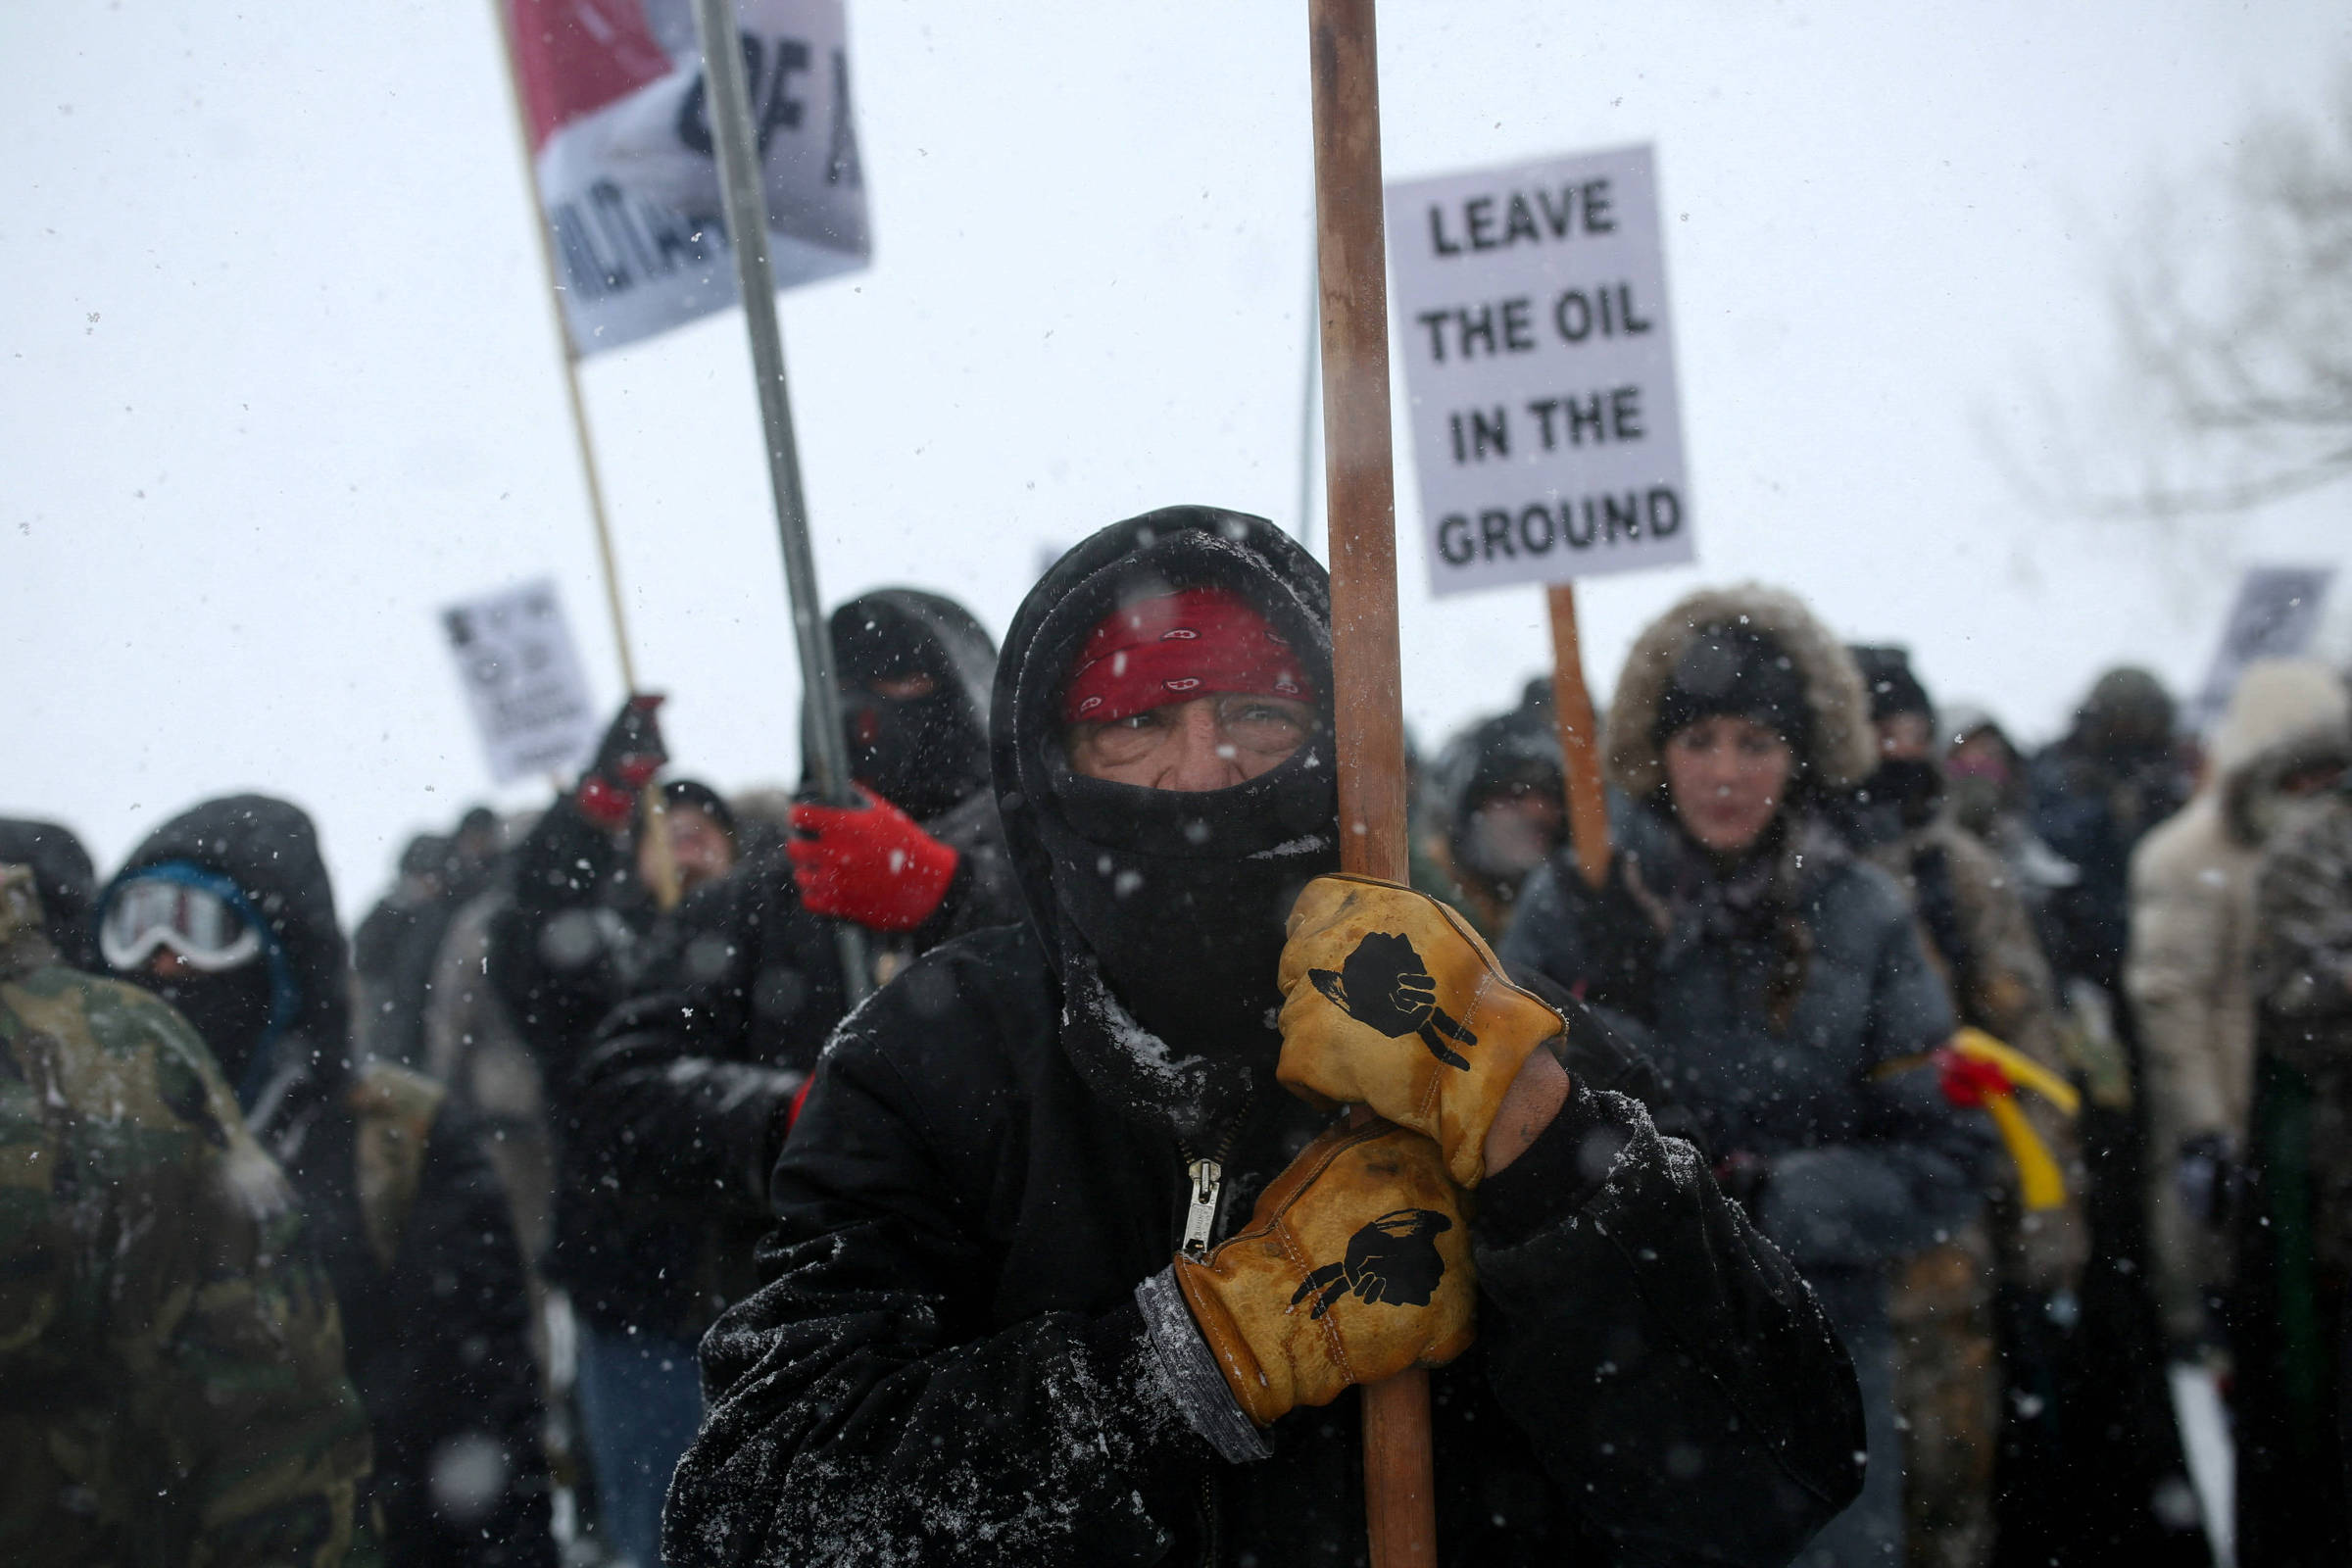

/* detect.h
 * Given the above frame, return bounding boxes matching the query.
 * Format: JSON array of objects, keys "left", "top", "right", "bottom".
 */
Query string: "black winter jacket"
[
  {"left": 109, "top": 796, "right": 553, "bottom": 1568},
  {"left": 564, "top": 788, "right": 1020, "bottom": 1338},
  {"left": 664, "top": 921, "right": 1862, "bottom": 1567},
  {"left": 664, "top": 511, "right": 1862, "bottom": 1567}
]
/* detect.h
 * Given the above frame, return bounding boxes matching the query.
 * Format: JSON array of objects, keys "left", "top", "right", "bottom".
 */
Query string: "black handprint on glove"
[
  {"left": 1308, "top": 930, "right": 1479, "bottom": 1069},
  {"left": 1292, "top": 1208, "right": 1453, "bottom": 1319}
]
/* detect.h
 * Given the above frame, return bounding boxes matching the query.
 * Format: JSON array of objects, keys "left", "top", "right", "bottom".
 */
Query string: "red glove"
[
  {"left": 1934, "top": 1046, "right": 2013, "bottom": 1108},
  {"left": 577, "top": 694, "right": 668, "bottom": 829},
  {"left": 788, "top": 787, "right": 959, "bottom": 932}
]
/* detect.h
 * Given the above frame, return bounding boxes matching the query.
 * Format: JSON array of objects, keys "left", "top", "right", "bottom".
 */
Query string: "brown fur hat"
[{"left": 1606, "top": 583, "right": 1878, "bottom": 800}]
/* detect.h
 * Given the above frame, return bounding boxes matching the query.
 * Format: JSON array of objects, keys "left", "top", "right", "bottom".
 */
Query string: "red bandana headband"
[{"left": 1061, "top": 586, "right": 1315, "bottom": 725}]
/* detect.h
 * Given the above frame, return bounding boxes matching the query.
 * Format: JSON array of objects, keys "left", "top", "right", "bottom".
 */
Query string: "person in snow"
[
  {"left": 0, "top": 816, "right": 100, "bottom": 969},
  {"left": 96, "top": 795, "right": 553, "bottom": 1568},
  {"left": 1835, "top": 646, "right": 2086, "bottom": 1568},
  {"left": 1417, "top": 677, "right": 1576, "bottom": 939},
  {"left": 2129, "top": 659, "right": 2351, "bottom": 1354},
  {"left": 560, "top": 588, "right": 1015, "bottom": 1568},
  {"left": 1502, "top": 586, "right": 1992, "bottom": 1568},
  {"left": 2029, "top": 666, "right": 2194, "bottom": 1000},
  {"left": 1, "top": 861, "right": 371, "bottom": 1567},
  {"left": 663, "top": 508, "right": 1863, "bottom": 1568},
  {"left": 489, "top": 694, "right": 741, "bottom": 1081},
  {"left": 2235, "top": 766, "right": 2352, "bottom": 1565}
]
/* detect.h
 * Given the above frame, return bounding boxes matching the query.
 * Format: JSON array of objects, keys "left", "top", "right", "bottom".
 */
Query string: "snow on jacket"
[
  {"left": 562, "top": 785, "right": 1019, "bottom": 1340},
  {"left": 111, "top": 797, "right": 553, "bottom": 1568},
  {"left": 662, "top": 512, "right": 1862, "bottom": 1568}
]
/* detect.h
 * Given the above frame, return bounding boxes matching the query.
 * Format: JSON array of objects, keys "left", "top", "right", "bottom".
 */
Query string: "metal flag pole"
[
  {"left": 487, "top": 0, "right": 679, "bottom": 909},
  {"left": 1305, "top": 1, "right": 1438, "bottom": 1563},
  {"left": 684, "top": 0, "right": 872, "bottom": 1002}
]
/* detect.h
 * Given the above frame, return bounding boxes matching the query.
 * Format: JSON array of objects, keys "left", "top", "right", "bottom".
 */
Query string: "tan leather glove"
[
  {"left": 1172, "top": 1119, "right": 1474, "bottom": 1429},
  {"left": 1277, "top": 873, "right": 1564, "bottom": 1186}
]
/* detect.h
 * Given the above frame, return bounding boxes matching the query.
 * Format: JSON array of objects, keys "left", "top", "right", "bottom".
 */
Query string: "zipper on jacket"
[
  {"left": 1176, "top": 1115, "right": 1244, "bottom": 1260},
  {"left": 1196, "top": 1467, "right": 1222, "bottom": 1567},
  {"left": 1179, "top": 1155, "right": 1223, "bottom": 1259}
]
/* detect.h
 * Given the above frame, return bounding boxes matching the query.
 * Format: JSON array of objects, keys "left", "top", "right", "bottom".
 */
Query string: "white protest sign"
[
  {"left": 512, "top": 0, "right": 869, "bottom": 358},
  {"left": 2187, "top": 565, "right": 2335, "bottom": 733},
  {"left": 440, "top": 579, "right": 602, "bottom": 784},
  {"left": 1387, "top": 145, "right": 1690, "bottom": 596}
]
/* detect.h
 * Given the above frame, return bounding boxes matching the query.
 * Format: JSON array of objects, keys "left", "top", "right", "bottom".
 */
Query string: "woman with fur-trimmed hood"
[{"left": 1503, "top": 584, "right": 1992, "bottom": 1568}]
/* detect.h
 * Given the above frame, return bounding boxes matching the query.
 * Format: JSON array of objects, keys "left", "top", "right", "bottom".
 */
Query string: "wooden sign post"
[
  {"left": 1546, "top": 583, "right": 1615, "bottom": 888},
  {"left": 1305, "top": 3, "right": 1436, "bottom": 1564}
]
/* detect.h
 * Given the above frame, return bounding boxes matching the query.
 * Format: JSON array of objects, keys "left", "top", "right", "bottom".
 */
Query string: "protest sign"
[
  {"left": 440, "top": 579, "right": 601, "bottom": 783},
  {"left": 2187, "top": 565, "right": 2335, "bottom": 733},
  {"left": 1387, "top": 145, "right": 1690, "bottom": 595},
  {"left": 509, "top": 0, "right": 869, "bottom": 358}
]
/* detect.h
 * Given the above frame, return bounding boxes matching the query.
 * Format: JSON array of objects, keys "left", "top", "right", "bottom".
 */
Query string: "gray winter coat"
[{"left": 1504, "top": 808, "right": 1985, "bottom": 1288}]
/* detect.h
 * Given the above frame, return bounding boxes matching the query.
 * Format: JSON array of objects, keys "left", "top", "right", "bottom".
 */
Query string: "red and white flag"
[{"left": 510, "top": 0, "right": 869, "bottom": 358}]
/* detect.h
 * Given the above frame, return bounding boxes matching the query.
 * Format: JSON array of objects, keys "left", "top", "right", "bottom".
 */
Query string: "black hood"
[
  {"left": 1426, "top": 682, "right": 1566, "bottom": 889},
  {"left": 0, "top": 818, "right": 97, "bottom": 969},
  {"left": 103, "top": 794, "right": 352, "bottom": 1090},
  {"left": 993, "top": 506, "right": 1337, "bottom": 1144},
  {"left": 807, "top": 588, "right": 998, "bottom": 822}
]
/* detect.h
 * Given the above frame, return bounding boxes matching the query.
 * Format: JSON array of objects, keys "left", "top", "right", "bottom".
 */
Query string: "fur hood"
[
  {"left": 2210, "top": 659, "right": 2349, "bottom": 780},
  {"left": 1606, "top": 583, "right": 1878, "bottom": 800}
]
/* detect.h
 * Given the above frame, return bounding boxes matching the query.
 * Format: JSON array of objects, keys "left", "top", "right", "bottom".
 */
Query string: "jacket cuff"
[
  {"left": 1134, "top": 1267, "right": 1270, "bottom": 1464},
  {"left": 1475, "top": 1076, "right": 1636, "bottom": 1250}
]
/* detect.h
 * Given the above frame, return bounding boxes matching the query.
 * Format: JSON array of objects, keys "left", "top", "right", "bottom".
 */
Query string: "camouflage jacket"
[{"left": 0, "top": 865, "right": 369, "bottom": 1567}]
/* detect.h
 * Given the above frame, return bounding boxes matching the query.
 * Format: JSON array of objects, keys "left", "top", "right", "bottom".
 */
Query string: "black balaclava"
[
  {"left": 147, "top": 958, "right": 279, "bottom": 1087},
  {"left": 1847, "top": 644, "right": 1943, "bottom": 836},
  {"left": 825, "top": 590, "right": 997, "bottom": 822},
  {"left": 996, "top": 509, "right": 1337, "bottom": 1147}
]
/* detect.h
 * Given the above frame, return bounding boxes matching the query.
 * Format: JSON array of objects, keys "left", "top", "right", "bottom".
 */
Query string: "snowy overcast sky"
[{"left": 7, "top": 0, "right": 2351, "bottom": 915}]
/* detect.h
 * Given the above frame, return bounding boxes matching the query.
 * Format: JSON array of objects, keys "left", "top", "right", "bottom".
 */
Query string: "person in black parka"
[
  {"left": 97, "top": 794, "right": 553, "bottom": 1568},
  {"left": 662, "top": 507, "right": 1865, "bottom": 1568},
  {"left": 559, "top": 589, "right": 1016, "bottom": 1568}
]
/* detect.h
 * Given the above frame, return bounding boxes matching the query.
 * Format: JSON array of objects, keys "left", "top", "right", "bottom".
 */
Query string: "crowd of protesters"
[{"left": 6, "top": 514, "right": 2351, "bottom": 1568}]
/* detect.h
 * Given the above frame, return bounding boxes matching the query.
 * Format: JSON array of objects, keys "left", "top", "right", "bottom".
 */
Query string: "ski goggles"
[{"left": 99, "top": 873, "right": 264, "bottom": 973}]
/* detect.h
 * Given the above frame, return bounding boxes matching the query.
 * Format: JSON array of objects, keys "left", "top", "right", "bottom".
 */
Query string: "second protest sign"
[{"left": 1388, "top": 144, "right": 1690, "bottom": 595}]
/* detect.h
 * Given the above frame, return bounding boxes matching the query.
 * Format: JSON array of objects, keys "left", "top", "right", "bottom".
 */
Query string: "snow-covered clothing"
[
  {"left": 663, "top": 511, "right": 1863, "bottom": 1568},
  {"left": 2129, "top": 660, "right": 2352, "bottom": 1343},
  {"left": 105, "top": 796, "right": 553, "bottom": 1568}
]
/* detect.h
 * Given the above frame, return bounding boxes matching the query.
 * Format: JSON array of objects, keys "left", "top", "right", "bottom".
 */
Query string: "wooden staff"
[
  {"left": 1546, "top": 583, "right": 1614, "bottom": 889},
  {"left": 487, "top": 0, "right": 680, "bottom": 910},
  {"left": 1305, "top": 3, "right": 1435, "bottom": 1563}
]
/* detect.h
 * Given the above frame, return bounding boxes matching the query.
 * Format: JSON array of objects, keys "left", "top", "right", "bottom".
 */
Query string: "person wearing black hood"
[
  {"left": 0, "top": 816, "right": 99, "bottom": 968},
  {"left": 2028, "top": 666, "right": 2193, "bottom": 997},
  {"left": 553, "top": 588, "right": 1014, "bottom": 1568},
  {"left": 1418, "top": 678, "right": 1579, "bottom": 940},
  {"left": 95, "top": 794, "right": 553, "bottom": 1568},
  {"left": 662, "top": 508, "right": 1863, "bottom": 1568}
]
